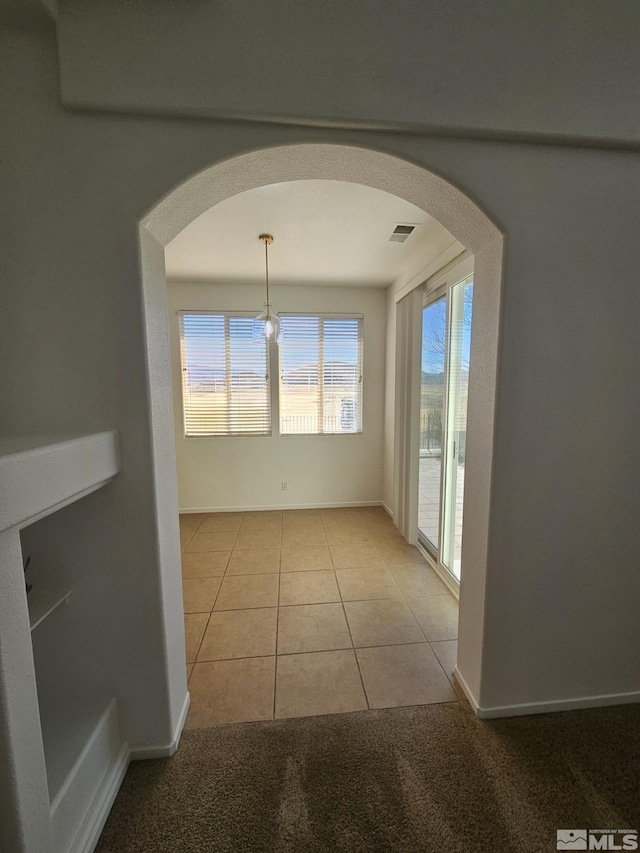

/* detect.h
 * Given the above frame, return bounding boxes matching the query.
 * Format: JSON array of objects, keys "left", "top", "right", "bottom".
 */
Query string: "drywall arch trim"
[
  {"left": 139, "top": 143, "right": 504, "bottom": 720},
  {"left": 143, "top": 144, "right": 499, "bottom": 251}
]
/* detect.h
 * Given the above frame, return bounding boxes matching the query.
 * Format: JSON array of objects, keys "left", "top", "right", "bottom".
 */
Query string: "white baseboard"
[
  {"left": 73, "top": 743, "right": 130, "bottom": 853},
  {"left": 129, "top": 691, "right": 190, "bottom": 760},
  {"left": 475, "top": 689, "right": 640, "bottom": 719},
  {"left": 74, "top": 693, "right": 190, "bottom": 850},
  {"left": 452, "top": 666, "right": 480, "bottom": 714},
  {"left": 180, "top": 501, "right": 384, "bottom": 513},
  {"left": 381, "top": 501, "right": 393, "bottom": 518},
  {"left": 453, "top": 667, "right": 640, "bottom": 719}
]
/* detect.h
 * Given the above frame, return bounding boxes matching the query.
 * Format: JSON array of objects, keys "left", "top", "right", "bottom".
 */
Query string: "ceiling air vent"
[{"left": 388, "top": 223, "right": 417, "bottom": 243}]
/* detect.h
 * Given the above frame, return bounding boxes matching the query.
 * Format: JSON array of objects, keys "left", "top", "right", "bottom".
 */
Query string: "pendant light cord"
[{"left": 264, "top": 239, "right": 270, "bottom": 308}]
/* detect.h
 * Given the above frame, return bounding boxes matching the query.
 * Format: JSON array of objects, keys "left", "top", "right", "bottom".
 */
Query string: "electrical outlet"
[{"left": 281, "top": 481, "right": 288, "bottom": 491}]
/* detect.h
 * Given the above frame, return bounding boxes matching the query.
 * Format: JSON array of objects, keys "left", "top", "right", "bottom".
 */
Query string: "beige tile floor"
[{"left": 180, "top": 507, "right": 460, "bottom": 728}]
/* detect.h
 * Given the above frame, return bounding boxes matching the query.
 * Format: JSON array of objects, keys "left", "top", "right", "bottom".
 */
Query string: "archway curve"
[
  {"left": 139, "top": 143, "right": 504, "bottom": 733},
  {"left": 144, "top": 143, "right": 499, "bottom": 251}
]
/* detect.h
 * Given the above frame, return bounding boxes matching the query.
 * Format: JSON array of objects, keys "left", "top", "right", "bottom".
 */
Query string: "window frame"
[
  {"left": 178, "top": 309, "right": 272, "bottom": 439},
  {"left": 277, "top": 311, "right": 364, "bottom": 437}
]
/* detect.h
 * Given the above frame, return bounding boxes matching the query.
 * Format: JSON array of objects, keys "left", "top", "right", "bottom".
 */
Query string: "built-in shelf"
[
  {"left": 39, "top": 695, "right": 124, "bottom": 852},
  {"left": 0, "top": 429, "right": 123, "bottom": 853},
  {"left": 28, "top": 587, "right": 73, "bottom": 631},
  {"left": 40, "top": 696, "right": 117, "bottom": 805}
]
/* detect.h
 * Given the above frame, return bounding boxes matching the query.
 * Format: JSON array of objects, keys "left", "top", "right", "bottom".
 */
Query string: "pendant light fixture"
[{"left": 254, "top": 233, "right": 280, "bottom": 344}]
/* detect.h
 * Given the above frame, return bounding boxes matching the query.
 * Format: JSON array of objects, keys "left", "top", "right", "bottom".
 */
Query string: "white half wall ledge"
[
  {"left": 138, "top": 142, "right": 504, "bottom": 722},
  {"left": 0, "top": 431, "right": 121, "bottom": 534}
]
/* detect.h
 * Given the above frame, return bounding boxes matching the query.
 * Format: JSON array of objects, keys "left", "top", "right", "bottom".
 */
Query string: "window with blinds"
[
  {"left": 179, "top": 312, "right": 271, "bottom": 437},
  {"left": 279, "top": 314, "right": 363, "bottom": 435}
]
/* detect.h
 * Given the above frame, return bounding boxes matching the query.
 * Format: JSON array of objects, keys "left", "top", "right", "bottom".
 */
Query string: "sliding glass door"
[
  {"left": 418, "top": 296, "right": 447, "bottom": 552},
  {"left": 418, "top": 258, "right": 474, "bottom": 584}
]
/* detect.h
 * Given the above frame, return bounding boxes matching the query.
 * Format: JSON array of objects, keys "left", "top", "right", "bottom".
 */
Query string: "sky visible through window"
[
  {"left": 280, "top": 315, "right": 360, "bottom": 373},
  {"left": 422, "top": 281, "right": 473, "bottom": 374},
  {"left": 182, "top": 314, "right": 267, "bottom": 380},
  {"left": 182, "top": 313, "right": 360, "bottom": 377}
]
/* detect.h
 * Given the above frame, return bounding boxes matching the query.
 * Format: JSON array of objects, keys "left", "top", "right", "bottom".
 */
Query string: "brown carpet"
[{"left": 97, "top": 702, "right": 640, "bottom": 853}]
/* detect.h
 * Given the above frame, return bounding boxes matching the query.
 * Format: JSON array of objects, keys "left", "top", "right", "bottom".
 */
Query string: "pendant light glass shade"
[
  {"left": 254, "top": 304, "right": 280, "bottom": 343},
  {"left": 254, "top": 234, "right": 280, "bottom": 344}
]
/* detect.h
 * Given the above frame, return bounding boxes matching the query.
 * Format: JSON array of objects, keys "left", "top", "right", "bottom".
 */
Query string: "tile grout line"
[
  {"left": 402, "top": 595, "right": 434, "bottom": 645},
  {"left": 197, "top": 648, "right": 350, "bottom": 665},
  {"left": 340, "top": 595, "right": 370, "bottom": 709},
  {"left": 427, "top": 640, "right": 461, "bottom": 697},
  {"left": 188, "top": 514, "right": 243, "bottom": 668},
  {"left": 193, "top": 641, "right": 459, "bottom": 667},
  {"left": 181, "top": 515, "right": 211, "bottom": 670},
  {"left": 321, "top": 510, "right": 370, "bottom": 710},
  {"left": 191, "top": 606, "right": 213, "bottom": 668},
  {"left": 181, "top": 517, "right": 201, "bottom": 552},
  {"left": 191, "top": 537, "right": 235, "bottom": 664},
  {"left": 388, "top": 569, "right": 431, "bottom": 644},
  {"left": 339, "top": 515, "right": 457, "bottom": 690},
  {"left": 184, "top": 508, "right": 459, "bottom": 723},
  {"left": 272, "top": 514, "right": 283, "bottom": 721}
]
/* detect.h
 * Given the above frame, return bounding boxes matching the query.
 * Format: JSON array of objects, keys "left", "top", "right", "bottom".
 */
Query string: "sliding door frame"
[{"left": 417, "top": 252, "right": 474, "bottom": 594}]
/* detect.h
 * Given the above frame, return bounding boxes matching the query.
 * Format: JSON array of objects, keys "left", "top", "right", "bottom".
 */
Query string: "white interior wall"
[
  {"left": 167, "top": 281, "right": 386, "bottom": 511},
  {"left": 55, "top": 0, "right": 640, "bottom": 147},
  {"left": 1, "top": 21, "right": 639, "bottom": 791}
]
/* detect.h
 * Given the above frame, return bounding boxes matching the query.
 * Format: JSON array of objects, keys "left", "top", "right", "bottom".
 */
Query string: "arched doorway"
[{"left": 139, "top": 144, "right": 503, "bottom": 732}]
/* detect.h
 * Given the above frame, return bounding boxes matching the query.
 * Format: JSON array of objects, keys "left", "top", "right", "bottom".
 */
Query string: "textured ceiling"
[{"left": 164, "top": 180, "right": 445, "bottom": 288}]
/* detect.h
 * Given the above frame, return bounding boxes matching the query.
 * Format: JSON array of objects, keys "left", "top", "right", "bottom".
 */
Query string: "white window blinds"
[
  {"left": 179, "top": 312, "right": 271, "bottom": 436},
  {"left": 279, "top": 314, "right": 363, "bottom": 435}
]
